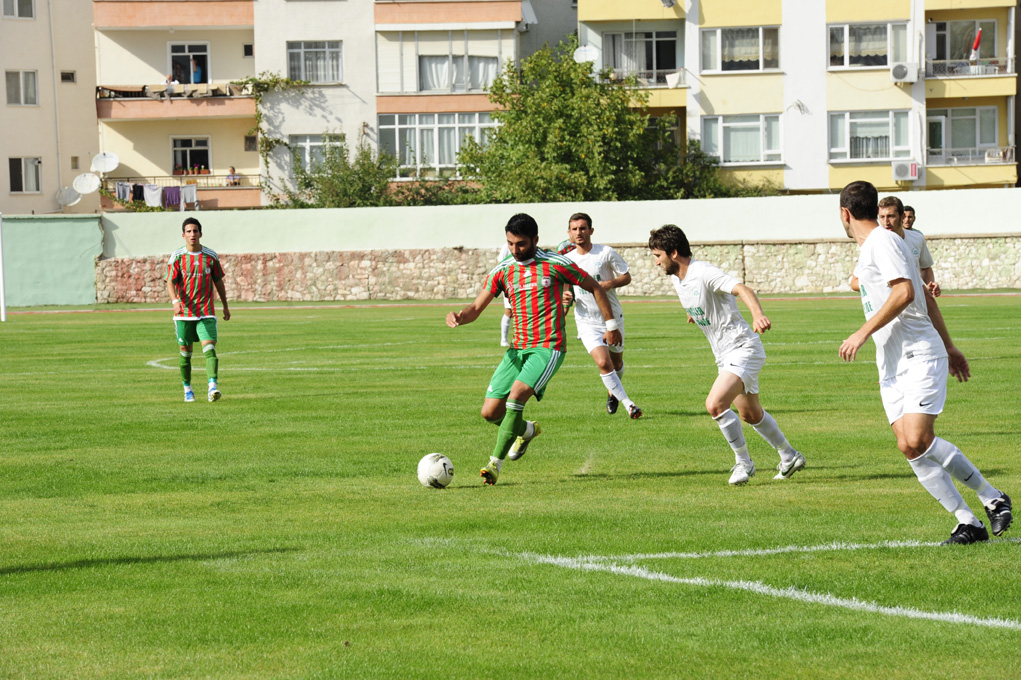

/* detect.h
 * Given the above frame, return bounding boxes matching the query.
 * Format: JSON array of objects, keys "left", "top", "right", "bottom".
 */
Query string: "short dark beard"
[
  {"left": 513, "top": 241, "right": 537, "bottom": 262},
  {"left": 664, "top": 259, "right": 679, "bottom": 276}
]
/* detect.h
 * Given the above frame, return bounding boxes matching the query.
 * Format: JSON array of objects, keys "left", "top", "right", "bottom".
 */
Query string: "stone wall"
[{"left": 96, "top": 235, "right": 1021, "bottom": 303}]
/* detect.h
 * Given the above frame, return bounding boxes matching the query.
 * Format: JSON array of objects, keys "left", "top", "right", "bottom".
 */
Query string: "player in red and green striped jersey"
[
  {"left": 446, "top": 213, "right": 621, "bottom": 485},
  {"left": 166, "top": 217, "right": 231, "bottom": 403}
]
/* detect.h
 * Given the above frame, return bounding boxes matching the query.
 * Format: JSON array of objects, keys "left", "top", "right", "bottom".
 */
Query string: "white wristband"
[
  {"left": 173, "top": 298, "right": 180, "bottom": 304},
  {"left": 605, "top": 318, "right": 619, "bottom": 332}
]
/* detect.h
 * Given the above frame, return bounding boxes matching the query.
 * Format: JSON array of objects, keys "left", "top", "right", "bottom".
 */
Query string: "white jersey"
[
  {"left": 902, "top": 228, "right": 933, "bottom": 270},
  {"left": 854, "top": 227, "right": 945, "bottom": 381},
  {"left": 565, "top": 243, "right": 628, "bottom": 324},
  {"left": 670, "top": 259, "right": 762, "bottom": 361}
]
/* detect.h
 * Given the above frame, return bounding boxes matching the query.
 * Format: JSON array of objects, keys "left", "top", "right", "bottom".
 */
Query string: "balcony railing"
[
  {"left": 104, "top": 174, "right": 259, "bottom": 191},
  {"left": 926, "top": 56, "right": 1015, "bottom": 78},
  {"left": 608, "top": 68, "right": 686, "bottom": 88},
  {"left": 926, "top": 146, "right": 1015, "bottom": 166},
  {"left": 96, "top": 82, "right": 252, "bottom": 101}
]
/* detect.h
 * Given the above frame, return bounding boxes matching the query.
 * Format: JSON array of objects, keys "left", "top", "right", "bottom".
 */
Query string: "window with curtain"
[
  {"left": 605, "top": 31, "right": 677, "bottom": 84},
  {"left": 419, "top": 55, "right": 497, "bottom": 92},
  {"left": 287, "top": 41, "right": 343, "bottom": 83},
  {"left": 829, "top": 23, "right": 907, "bottom": 68},
  {"left": 701, "top": 27, "right": 779, "bottom": 72},
  {"left": 378, "top": 112, "right": 497, "bottom": 178},
  {"left": 289, "top": 135, "right": 327, "bottom": 173},
  {"left": 701, "top": 114, "right": 781, "bottom": 163},
  {"left": 5, "top": 70, "right": 37, "bottom": 105},
  {"left": 933, "top": 20, "right": 997, "bottom": 61},
  {"left": 829, "top": 111, "right": 910, "bottom": 160},
  {"left": 928, "top": 107, "right": 999, "bottom": 153},
  {"left": 8, "top": 157, "right": 41, "bottom": 192}
]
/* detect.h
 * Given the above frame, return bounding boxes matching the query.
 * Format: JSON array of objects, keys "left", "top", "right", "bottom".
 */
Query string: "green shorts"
[
  {"left": 485, "top": 347, "right": 565, "bottom": 402},
  {"left": 175, "top": 318, "right": 218, "bottom": 346}
]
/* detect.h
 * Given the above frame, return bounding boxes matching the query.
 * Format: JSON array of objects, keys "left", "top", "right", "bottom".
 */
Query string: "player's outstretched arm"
[
  {"left": 839, "top": 278, "right": 912, "bottom": 362},
  {"left": 446, "top": 289, "right": 495, "bottom": 328},
  {"left": 733, "top": 284, "right": 771, "bottom": 334},
  {"left": 214, "top": 278, "right": 231, "bottom": 321},
  {"left": 578, "top": 273, "right": 622, "bottom": 346}
]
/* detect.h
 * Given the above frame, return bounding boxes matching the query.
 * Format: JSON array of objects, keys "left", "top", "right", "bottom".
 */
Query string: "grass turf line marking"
[
  {"left": 582, "top": 537, "right": 1021, "bottom": 563},
  {"left": 520, "top": 552, "right": 1021, "bottom": 631}
]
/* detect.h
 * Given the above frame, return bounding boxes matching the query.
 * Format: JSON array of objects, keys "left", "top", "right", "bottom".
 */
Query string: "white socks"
[
  {"left": 714, "top": 410, "right": 750, "bottom": 464},
  {"left": 908, "top": 454, "right": 980, "bottom": 527},
  {"left": 922, "top": 437, "right": 1002, "bottom": 506},
  {"left": 600, "top": 370, "right": 635, "bottom": 410},
  {"left": 751, "top": 411, "right": 795, "bottom": 462}
]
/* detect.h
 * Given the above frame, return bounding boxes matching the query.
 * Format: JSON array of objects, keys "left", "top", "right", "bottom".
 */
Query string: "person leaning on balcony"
[{"left": 226, "top": 167, "right": 241, "bottom": 187}]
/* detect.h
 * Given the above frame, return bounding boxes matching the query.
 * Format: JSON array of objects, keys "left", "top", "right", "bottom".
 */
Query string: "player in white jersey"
[
  {"left": 838, "top": 181, "right": 1011, "bottom": 544},
  {"left": 649, "top": 225, "right": 805, "bottom": 485},
  {"left": 497, "top": 243, "right": 514, "bottom": 346},
  {"left": 560, "top": 213, "right": 642, "bottom": 419}
]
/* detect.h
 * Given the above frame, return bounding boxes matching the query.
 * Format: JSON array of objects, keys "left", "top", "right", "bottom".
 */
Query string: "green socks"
[
  {"left": 179, "top": 351, "right": 192, "bottom": 386},
  {"left": 492, "top": 399, "right": 526, "bottom": 460},
  {"left": 203, "top": 344, "right": 218, "bottom": 383}
]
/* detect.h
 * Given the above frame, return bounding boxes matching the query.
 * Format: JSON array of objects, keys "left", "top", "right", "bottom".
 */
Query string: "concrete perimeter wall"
[
  {"left": 3, "top": 187, "right": 1021, "bottom": 307},
  {"left": 1, "top": 215, "right": 104, "bottom": 306}
]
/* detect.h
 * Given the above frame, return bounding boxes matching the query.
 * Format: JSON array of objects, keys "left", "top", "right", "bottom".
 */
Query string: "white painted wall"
[
  {"left": 96, "top": 29, "right": 255, "bottom": 84},
  {"left": 101, "top": 186, "right": 1021, "bottom": 259},
  {"left": 782, "top": 0, "right": 828, "bottom": 190}
]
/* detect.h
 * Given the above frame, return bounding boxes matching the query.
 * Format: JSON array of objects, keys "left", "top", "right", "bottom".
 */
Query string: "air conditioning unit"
[
  {"left": 892, "top": 160, "right": 920, "bottom": 181},
  {"left": 890, "top": 62, "right": 918, "bottom": 83}
]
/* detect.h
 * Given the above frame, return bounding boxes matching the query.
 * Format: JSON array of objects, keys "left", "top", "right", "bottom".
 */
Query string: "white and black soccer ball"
[{"left": 417, "top": 453, "right": 454, "bottom": 489}]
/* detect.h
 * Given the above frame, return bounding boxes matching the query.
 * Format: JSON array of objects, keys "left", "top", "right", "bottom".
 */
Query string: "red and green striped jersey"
[
  {"left": 167, "top": 247, "right": 224, "bottom": 319},
  {"left": 485, "top": 248, "right": 587, "bottom": 351}
]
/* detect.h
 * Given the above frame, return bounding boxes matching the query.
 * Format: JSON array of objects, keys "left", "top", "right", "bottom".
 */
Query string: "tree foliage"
[{"left": 459, "top": 36, "right": 775, "bottom": 202}]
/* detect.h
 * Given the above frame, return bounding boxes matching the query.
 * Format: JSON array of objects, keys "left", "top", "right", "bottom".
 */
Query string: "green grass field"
[{"left": 1, "top": 295, "right": 1019, "bottom": 679}]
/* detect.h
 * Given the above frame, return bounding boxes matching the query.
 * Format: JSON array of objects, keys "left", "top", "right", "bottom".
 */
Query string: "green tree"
[{"left": 277, "top": 134, "right": 397, "bottom": 208}]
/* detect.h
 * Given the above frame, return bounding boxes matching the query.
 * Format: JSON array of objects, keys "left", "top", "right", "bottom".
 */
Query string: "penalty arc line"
[{"left": 519, "top": 552, "right": 1021, "bottom": 631}]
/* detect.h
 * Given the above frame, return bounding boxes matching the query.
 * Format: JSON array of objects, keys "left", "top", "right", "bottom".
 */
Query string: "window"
[
  {"left": 605, "top": 31, "right": 678, "bottom": 84},
  {"left": 702, "top": 114, "right": 781, "bottom": 164},
  {"left": 701, "top": 27, "right": 779, "bottom": 72},
  {"left": 170, "top": 43, "right": 209, "bottom": 84},
  {"left": 243, "top": 43, "right": 254, "bottom": 58},
  {"left": 172, "top": 137, "right": 210, "bottom": 172},
  {"left": 5, "top": 70, "right": 38, "bottom": 105},
  {"left": 60, "top": 71, "right": 76, "bottom": 83},
  {"left": 928, "top": 107, "right": 998, "bottom": 159},
  {"left": 829, "top": 111, "right": 910, "bottom": 160},
  {"left": 419, "top": 54, "right": 498, "bottom": 91},
  {"left": 2, "top": 0, "right": 33, "bottom": 18},
  {"left": 9, "top": 157, "right": 41, "bottom": 192},
  {"left": 287, "top": 41, "right": 342, "bottom": 83},
  {"left": 290, "top": 134, "right": 327, "bottom": 173},
  {"left": 378, "top": 112, "right": 497, "bottom": 178},
  {"left": 829, "top": 23, "right": 907, "bottom": 68},
  {"left": 244, "top": 135, "right": 258, "bottom": 152},
  {"left": 71, "top": 156, "right": 79, "bottom": 170}
]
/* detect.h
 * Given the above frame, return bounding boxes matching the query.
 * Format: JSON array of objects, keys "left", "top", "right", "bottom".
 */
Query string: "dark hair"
[
  {"left": 182, "top": 217, "right": 203, "bottom": 233},
  {"left": 648, "top": 224, "right": 691, "bottom": 258},
  {"left": 506, "top": 213, "right": 538, "bottom": 239},
  {"left": 568, "top": 212, "right": 592, "bottom": 228},
  {"left": 878, "top": 196, "right": 904, "bottom": 214},
  {"left": 903, "top": 205, "right": 915, "bottom": 213},
  {"left": 839, "top": 181, "right": 879, "bottom": 221}
]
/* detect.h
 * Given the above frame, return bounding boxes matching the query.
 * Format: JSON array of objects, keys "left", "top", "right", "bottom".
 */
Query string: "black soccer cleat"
[
  {"left": 941, "top": 522, "right": 989, "bottom": 545},
  {"left": 606, "top": 394, "right": 619, "bottom": 415},
  {"left": 628, "top": 404, "right": 643, "bottom": 420},
  {"left": 985, "top": 494, "right": 1013, "bottom": 536}
]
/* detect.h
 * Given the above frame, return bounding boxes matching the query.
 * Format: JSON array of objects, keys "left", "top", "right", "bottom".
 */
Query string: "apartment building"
[
  {"left": 578, "top": 0, "right": 1017, "bottom": 192},
  {"left": 1, "top": 0, "right": 100, "bottom": 215}
]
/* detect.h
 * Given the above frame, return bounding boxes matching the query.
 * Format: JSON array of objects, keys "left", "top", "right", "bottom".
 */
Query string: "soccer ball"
[{"left": 417, "top": 453, "right": 454, "bottom": 489}]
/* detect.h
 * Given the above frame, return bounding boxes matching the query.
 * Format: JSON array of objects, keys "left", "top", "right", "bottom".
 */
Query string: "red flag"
[{"left": 970, "top": 28, "right": 983, "bottom": 61}]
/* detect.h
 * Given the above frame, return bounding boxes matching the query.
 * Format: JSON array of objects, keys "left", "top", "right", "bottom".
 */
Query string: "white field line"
[
  {"left": 520, "top": 552, "right": 1021, "bottom": 631},
  {"left": 579, "top": 537, "right": 1021, "bottom": 563}
]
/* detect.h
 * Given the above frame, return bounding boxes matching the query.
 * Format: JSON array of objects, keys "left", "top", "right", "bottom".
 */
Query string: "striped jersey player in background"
[
  {"left": 166, "top": 217, "right": 231, "bottom": 403},
  {"left": 446, "top": 213, "right": 621, "bottom": 485}
]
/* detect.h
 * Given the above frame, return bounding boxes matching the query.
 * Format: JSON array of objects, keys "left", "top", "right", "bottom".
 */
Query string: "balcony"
[
  {"left": 96, "top": 83, "right": 256, "bottom": 122},
  {"left": 926, "top": 56, "right": 1015, "bottom": 78},
  {"left": 927, "top": 145, "right": 1015, "bottom": 166},
  {"left": 100, "top": 174, "right": 262, "bottom": 211}
]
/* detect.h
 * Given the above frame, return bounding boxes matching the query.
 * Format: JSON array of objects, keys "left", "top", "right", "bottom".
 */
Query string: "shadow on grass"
[{"left": 0, "top": 547, "right": 297, "bottom": 576}]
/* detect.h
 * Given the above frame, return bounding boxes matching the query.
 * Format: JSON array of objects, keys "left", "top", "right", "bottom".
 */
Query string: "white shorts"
[
  {"left": 577, "top": 317, "right": 624, "bottom": 354},
  {"left": 879, "top": 357, "right": 948, "bottom": 425},
  {"left": 716, "top": 345, "right": 766, "bottom": 395}
]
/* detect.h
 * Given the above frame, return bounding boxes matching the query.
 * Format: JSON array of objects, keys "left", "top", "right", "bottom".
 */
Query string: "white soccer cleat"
[
  {"left": 729, "top": 461, "right": 755, "bottom": 486},
  {"left": 208, "top": 383, "right": 221, "bottom": 402},
  {"left": 774, "top": 451, "right": 806, "bottom": 480},
  {"left": 183, "top": 386, "right": 195, "bottom": 403},
  {"left": 508, "top": 421, "right": 541, "bottom": 461}
]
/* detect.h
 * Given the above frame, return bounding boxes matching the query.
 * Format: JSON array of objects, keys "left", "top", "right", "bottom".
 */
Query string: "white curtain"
[
  {"left": 850, "top": 119, "right": 889, "bottom": 158},
  {"left": 24, "top": 159, "right": 40, "bottom": 192},
  {"left": 438, "top": 126, "right": 457, "bottom": 165},
  {"left": 419, "top": 56, "right": 450, "bottom": 90},
  {"left": 722, "top": 28, "right": 760, "bottom": 71},
  {"left": 304, "top": 48, "right": 340, "bottom": 82},
  {"left": 762, "top": 29, "right": 779, "bottom": 68},
  {"left": 723, "top": 117, "right": 761, "bottom": 162},
  {"left": 849, "top": 26, "right": 887, "bottom": 66},
  {"left": 469, "top": 56, "right": 499, "bottom": 90}
]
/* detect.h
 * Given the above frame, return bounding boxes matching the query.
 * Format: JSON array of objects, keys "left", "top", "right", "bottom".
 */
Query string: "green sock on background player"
[
  {"left": 179, "top": 351, "right": 192, "bottom": 386},
  {"left": 492, "top": 399, "right": 526, "bottom": 460},
  {"left": 203, "top": 344, "right": 218, "bottom": 383}
]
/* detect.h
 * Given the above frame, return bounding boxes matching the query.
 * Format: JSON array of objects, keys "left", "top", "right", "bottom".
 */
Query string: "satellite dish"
[
  {"left": 91, "top": 151, "right": 120, "bottom": 173},
  {"left": 573, "top": 45, "right": 600, "bottom": 64},
  {"left": 56, "top": 186, "right": 82, "bottom": 207},
  {"left": 72, "top": 172, "right": 101, "bottom": 194}
]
